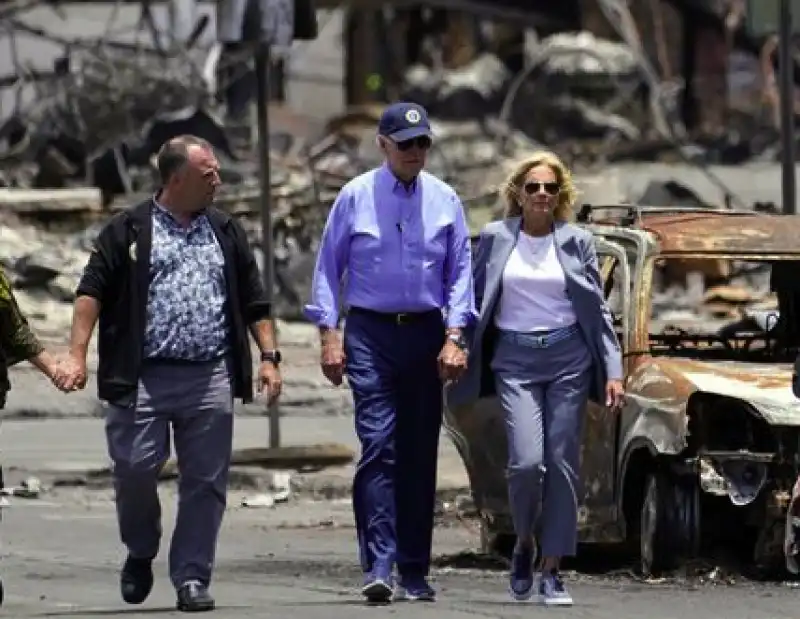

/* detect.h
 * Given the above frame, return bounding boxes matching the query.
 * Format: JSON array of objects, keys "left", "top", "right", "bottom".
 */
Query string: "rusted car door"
[{"left": 579, "top": 237, "right": 631, "bottom": 535}]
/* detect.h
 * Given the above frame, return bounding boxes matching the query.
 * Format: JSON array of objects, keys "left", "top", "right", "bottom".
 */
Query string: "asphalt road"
[{"left": 0, "top": 488, "right": 798, "bottom": 618}]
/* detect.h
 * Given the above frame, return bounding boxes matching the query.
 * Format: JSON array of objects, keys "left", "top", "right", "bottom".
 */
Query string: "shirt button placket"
[{"left": 403, "top": 221, "right": 413, "bottom": 301}]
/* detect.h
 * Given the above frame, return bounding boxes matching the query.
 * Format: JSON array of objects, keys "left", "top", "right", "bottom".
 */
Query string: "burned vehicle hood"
[{"left": 659, "top": 358, "right": 800, "bottom": 426}]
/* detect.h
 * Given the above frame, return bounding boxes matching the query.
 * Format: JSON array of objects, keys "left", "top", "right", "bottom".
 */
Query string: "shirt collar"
[
  {"left": 152, "top": 193, "right": 206, "bottom": 227},
  {"left": 381, "top": 163, "right": 418, "bottom": 196}
]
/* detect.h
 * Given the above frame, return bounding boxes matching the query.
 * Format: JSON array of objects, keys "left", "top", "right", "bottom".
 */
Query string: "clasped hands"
[{"left": 48, "top": 353, "right": 88, "bottom": 393}]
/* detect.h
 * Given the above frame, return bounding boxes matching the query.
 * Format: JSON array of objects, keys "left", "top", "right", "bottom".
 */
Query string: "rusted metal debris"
[{"left": 638, "top": 212, "right": 800, "bottom": 256}]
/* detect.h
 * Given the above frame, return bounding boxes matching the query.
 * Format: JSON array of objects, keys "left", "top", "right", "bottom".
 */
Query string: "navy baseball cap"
[{"left": 378, "top": 102, "right": 432, "bottom": 142}]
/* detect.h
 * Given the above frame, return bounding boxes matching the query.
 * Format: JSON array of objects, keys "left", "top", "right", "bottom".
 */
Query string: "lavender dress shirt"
[{"left": 304, "top": 164, "right": 476, "bottom": 329}]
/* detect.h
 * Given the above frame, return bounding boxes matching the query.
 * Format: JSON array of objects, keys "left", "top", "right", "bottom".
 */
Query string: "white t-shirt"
[{"left": 494, "top": 231, "right": 577, "bottom": 332}]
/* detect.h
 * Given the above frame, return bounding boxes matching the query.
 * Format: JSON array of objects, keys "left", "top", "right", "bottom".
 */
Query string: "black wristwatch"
[
  {"left": 261, "top": 350, "right": 282, "bottom": 366},
  {"left": 447, "top": 332, "right": 468, "bottom": 351}
]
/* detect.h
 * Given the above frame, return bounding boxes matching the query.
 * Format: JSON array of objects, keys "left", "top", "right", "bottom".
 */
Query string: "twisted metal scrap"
[
  {"left": 0, "top": 6, "right": 269, "bottom": 162},
  {"left": 0, "top": 0, "right": 44, "bottom": 21},
  {"left": 2, "top": 15, "right": 215, "bottom": 158},
  {"left": 495, "top": 0, "right": 746, "bottom": 208}
]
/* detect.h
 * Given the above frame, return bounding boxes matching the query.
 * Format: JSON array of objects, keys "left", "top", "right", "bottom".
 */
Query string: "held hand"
[
  {"left": 258, "top": 361, "right": 282, "bottom": 405},
  {"left": 438, "top": 340, "right": 467, "bottom": 384},
  {"left": 34, "top": 351, "right": 62, "bottom": 388},
  {"left": 54, "top": 353, "right": 88, "bottom": 393},
  {"left": 29, "top": 350, "right": 71, "bottom": 392},
  {"left": 605, "top": 379, "right": 625, "bottom": 412},
  {"left": 48, "top": 359, "right": 64, "bottom": 389},
  {"left": 320, "top": 332, "right": 346, "bottom": 387}
]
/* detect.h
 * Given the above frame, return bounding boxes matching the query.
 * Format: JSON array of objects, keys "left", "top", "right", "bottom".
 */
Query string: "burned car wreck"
[{"left": 444, "top": 205, "right": 800, "bottom": 575}]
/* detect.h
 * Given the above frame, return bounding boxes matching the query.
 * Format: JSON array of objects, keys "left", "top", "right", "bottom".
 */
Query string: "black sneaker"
[
  {"left": 120, "top": 555, "right": 154, "bottom": 605},
  {"left": 176, "top": 581, "right": 215, "bottom": 613}
]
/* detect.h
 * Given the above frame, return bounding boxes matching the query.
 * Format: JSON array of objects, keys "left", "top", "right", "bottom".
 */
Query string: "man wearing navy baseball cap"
[
  {"left": 305, "top": 102, "right": 475, "bottom": 604},
  {"left": 379, "top": 101, "right": 432, "bottom": 140}
]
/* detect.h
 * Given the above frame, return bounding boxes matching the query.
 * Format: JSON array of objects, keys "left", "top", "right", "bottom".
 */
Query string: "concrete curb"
[
  {"left": 29, "top": 464, "right": 471, "bottom": 504},
  {"left": 0, "top": 417, "right": 472, "bottom": 502}
]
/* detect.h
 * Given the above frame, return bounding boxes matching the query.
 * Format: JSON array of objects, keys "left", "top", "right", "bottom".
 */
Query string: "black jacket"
[{"left": 76, "top": 199, "right": 271, "bottom": 406}]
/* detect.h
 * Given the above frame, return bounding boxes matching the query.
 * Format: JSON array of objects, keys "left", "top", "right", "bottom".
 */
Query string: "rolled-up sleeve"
[
  {"left": 443, "top": 193, "right": 476, "bottom": 328},
  {"left": 303, "top": 188, "right": 353, "bottom": 328},
  {"left": 0, "top": 270, "right": 44, "bottom": 366},
  {"left": 582, "top": 235, "right": 623, "bottom": 381}
]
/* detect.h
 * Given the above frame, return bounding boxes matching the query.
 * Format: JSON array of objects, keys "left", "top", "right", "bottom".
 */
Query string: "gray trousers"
[
  {"left": 491, "top": 327, "right": 593, "bottom": 558},
  {"left": 105, "top": 357, "right": 234, "bottom": 589}
]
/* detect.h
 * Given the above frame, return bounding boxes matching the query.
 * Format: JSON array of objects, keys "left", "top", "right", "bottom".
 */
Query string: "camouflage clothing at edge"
[{"left": 0, "top": 266, "right": 44, "bottom": 408}]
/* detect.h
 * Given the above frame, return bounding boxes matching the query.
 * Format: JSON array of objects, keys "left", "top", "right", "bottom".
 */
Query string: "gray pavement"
[
  {"left": 1, "top": 323, "right": 352, "bottom": 420},
  {"left": 0, "top": 321, "right": 470, "bottom": 494},
  {"left": 1, "top": 365, "right": 351, "bottom": 420},
  {"left": 0, "top": 373, "right": 797, "bottom": 617},
  {"left": 0, "top": 415, "right": 471, "bottom": 494},
  {"left": 0, "top": 489, "right": 798, "bottom": 618}
]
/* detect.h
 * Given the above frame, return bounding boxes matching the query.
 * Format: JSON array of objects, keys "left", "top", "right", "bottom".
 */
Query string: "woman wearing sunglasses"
[{"left": 446, "top": 150, "right": 623, "bottom": 606}]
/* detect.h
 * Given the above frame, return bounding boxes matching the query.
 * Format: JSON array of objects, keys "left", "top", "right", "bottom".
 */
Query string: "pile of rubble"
[
  {"left": 0, "top": 35, "right": 786, "bottom": 331},
  {"left": 0, "top": 1, "right": 791, "bottom": 333},
  {"left": 0, "top": 109, "right": 545, "bottom": 330},
  {"left": 0, "top": 7, "right": 784, "bottom": 200},
  {"left": 0, "top": 30, "right": 656, "bottom": 198},
  {"left": 0, "top": 169, "right": 781, "bottom": 339},
  {"left": 405, "top": 31, "right": 650, "bottom": 151}
]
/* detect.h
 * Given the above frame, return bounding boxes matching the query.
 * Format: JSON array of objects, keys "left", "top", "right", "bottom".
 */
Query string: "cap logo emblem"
[{"left": 405, "top": 109, "right": 421, "bottom": 124}]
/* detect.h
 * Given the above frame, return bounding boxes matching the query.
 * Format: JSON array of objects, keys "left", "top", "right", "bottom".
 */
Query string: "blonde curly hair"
[{"left": 501, "top": 150, "right": 578, "bottom": 221}]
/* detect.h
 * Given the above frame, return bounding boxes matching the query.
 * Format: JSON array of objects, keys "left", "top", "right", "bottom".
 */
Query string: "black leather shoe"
[
  {"left": 120, "top": 555, "right": 154, "bottom": 605},
  {"left": 176, "top": 581, "right": 215, "bottom": 612}
]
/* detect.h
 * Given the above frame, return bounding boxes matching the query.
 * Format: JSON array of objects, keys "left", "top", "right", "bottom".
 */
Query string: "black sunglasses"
[
  {"left": 395, "top": 136, "right": 432, "bottom": 151},
  {"left": 523, "top": 181, "right": 560, "bottom": 196}
]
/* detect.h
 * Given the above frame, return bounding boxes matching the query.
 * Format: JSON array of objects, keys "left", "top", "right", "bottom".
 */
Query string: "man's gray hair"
[{"left": 155, "top": 135, "right": 213, "bottom": 184}]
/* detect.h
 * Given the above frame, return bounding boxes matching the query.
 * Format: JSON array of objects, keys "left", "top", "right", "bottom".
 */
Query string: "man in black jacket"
[{"left": 57, "top": 135, "right": 283, "bottom": 613}]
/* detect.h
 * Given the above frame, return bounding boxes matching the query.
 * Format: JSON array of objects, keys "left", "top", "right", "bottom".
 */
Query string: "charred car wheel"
[{"left": 639, "top": 469, "right": 700, "bottom": 576}]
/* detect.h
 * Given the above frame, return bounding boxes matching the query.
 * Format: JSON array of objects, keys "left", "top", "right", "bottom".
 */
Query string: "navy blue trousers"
[{"left": 344, "top": 309, "right": 445, "bottom": 579}]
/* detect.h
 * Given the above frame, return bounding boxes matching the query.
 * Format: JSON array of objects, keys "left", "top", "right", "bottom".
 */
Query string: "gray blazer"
[{"left": 446, "top": 217, "right": 623, "bottom": 408}]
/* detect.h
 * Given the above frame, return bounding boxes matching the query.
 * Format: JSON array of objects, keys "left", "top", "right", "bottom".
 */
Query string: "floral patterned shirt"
[{"left": 143, "top": 204, "right": 230, "bottom": 361}]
